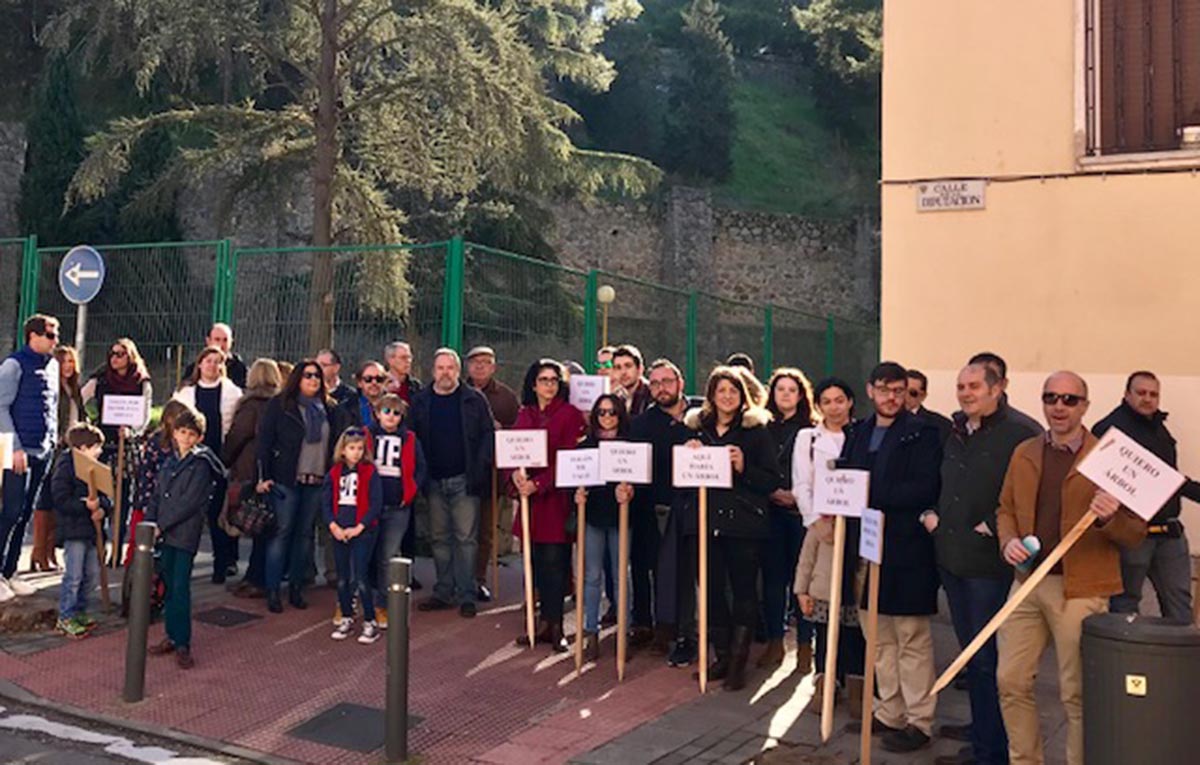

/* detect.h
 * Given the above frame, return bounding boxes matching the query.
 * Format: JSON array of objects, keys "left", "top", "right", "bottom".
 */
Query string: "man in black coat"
[
  {"left": 182, "top": 323, "right": 248, "bottom": 388},
  {"left": 840, "top": 362, "right": 943, "bottom": 754},
  {"left": 1093, "top": 371, "right": 1200, "bottom": 623},
  {"left": 332, "top": 361, "right": 389, "bottom": 436},
  {"left": 905, "top": 369, "right": 953, "bottom": 444},
  {"left": 925, "top": 363, "right": 1042, "bottom": 765}
]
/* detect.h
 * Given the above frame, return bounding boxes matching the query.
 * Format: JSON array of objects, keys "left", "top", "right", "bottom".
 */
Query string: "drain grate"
[
  {"left": 286, "top": 702, "right": 422, "bottom": 752},
  {"left": 193, "top": 606, "right": 262, "bottom": 628}
]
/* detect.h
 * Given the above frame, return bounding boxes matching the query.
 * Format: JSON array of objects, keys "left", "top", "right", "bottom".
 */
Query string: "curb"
[{"left": 0, "top": 678, "right": 302, "bottom": 765}]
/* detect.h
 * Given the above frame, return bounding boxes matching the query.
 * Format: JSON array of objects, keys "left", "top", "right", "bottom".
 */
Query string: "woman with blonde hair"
[{"left": 683, "top": 366, "right": 782, "bottom": 690}]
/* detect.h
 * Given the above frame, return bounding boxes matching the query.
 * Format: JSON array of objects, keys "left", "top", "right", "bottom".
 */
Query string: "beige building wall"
[{"left": 881, "top": 0, "right": 1200, "bottom": 541}]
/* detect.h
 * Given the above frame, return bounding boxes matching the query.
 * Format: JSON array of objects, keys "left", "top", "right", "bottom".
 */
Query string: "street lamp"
[{"left": 597, "top": 284, "right": 616, "bottom": 348}]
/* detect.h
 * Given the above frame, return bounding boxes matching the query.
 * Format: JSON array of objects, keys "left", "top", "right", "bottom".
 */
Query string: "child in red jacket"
[{"left": 322, "top": 427, "right": 383, "bottom": 644}]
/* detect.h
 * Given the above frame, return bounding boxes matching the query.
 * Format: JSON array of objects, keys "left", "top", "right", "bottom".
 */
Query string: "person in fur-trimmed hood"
[{"left": 681, "top": 365, "right": 782, "bottom": 691}]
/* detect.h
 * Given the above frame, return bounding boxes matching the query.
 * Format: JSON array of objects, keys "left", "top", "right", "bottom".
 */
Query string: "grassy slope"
[{"left": 716, "top": 76, "right": 878, "bottom": 218}]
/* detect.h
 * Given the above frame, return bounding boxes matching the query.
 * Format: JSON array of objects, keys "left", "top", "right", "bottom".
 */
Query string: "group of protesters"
[{"left": 0, "top": 311, "right": 1193, "bottom": 765}]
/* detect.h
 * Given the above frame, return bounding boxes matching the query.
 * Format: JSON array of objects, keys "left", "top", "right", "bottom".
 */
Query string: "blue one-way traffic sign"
[{"left": 59, "top": 246, "right": 106, "bottom": 305}]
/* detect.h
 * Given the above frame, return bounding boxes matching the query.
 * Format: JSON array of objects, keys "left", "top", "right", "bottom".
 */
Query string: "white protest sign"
[
  {"left": 1076, "top": 427, "right": 1185, "bottom": 521},
  {"left": 599, "top": 441, "right": 653, "bottom": 484},
  {"left": 672, "top": 446, "right": 732, "bottom": 488},
  {"left": 102, "top": 394, "right": 147, "bottom": 428},
  {"left": 813, "top": 467, "right": 869, "bottom": 518},
  {"left": 495, "top": 430, "right": 548, "bottom": 469},
  {"left": 569, "top": 375, "right": 610, "bottom": 412},
  {"left": 0, "top": 432, "right": 12, "bottom": 471},
  {"left": 859, "top": 508, "right": 884, "bottom": 564},
  {"left": 555, "top": 449, "right": 604, "bottom": 487}
]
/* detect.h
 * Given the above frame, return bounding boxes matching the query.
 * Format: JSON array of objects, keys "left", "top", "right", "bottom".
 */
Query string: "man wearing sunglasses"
[
  {"left": 0, "top": 314, "right": 60, "bottom": 602},
  {"left": 332, "top": 361, "right": 389, "bottom": 436},
  {"left": 1093, "top": 371, "right": 1200, "bottom": 624},
  {"left": 995, "top": 371, "right": 1146, "bottom": 765},
  {"left": 905, "top": 369, "right": 952, "bottom": 445},
  {"left": 595, "top": 346, "right": 615, "bottom": 379}
]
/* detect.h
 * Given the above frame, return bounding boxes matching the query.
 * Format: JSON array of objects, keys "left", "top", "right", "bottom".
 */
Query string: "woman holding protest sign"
[
  {"left": 510, "top": 359, "right": 585, "bottom": 653},
  {"left": 80, "top": 338, "right": 153, "bottom": 445},
  {"left": 685, "top": 366, "right": 782, "bottom": 691},
  {"left": 758, "top": 367, "right": 816, "bottom": 670},
  {"left": 575, "top": 394, "right": 635, "bottom": 662},
  {"left": 173, "top": 346, "right": 243, "bottom": 583}
]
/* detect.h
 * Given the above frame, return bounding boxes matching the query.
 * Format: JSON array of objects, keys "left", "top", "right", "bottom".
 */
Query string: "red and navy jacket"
[
  {"left": 368, "top": 422, "right": 427, "bottom": 508},
  {"left": 321, "top": 461, "right": 383, "bottom": 529}
]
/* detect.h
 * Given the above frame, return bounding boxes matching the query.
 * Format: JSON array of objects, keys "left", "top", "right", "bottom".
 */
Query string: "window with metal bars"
[{"left": 1086, "top": 0, "right": 1200, "bottom": 155}]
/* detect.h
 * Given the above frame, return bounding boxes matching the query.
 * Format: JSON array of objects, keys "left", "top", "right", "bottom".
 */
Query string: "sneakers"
[
  {"left": 667, "top": 637, "right": 697, "bottom": 667},
  {"left": 375, "top": 607, "right": 388, "bottom": 629},
  {"left": 357, "top": 620, "right": 381, "bottom": 644},
  {"left": 75, "top": 613, "right": 97, "bottom": 629},
  {"left": 56, "top": 617, "right": 89, "bottom": 639},
  {"left": 331, "top": 617, "right": 354, "bottom": 640},
  {"left": 0, "top": 578, "right": 16, "bottom": 602},
  {"left": 7, "top": 576, "right": 36, "bottom": 597}
]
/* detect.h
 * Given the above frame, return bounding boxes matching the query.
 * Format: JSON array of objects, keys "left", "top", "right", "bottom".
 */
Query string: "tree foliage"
[
  {"left": 662, "top": 0, "right": 735, "bottom": 182},
  {"left": 792, "top": 0, "right": 881, "bottom": 86}
]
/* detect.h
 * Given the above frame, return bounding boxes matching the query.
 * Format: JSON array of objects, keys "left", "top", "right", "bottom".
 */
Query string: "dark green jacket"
[{"left": 934, "top": 406, "right": 1042, "bottom": 579}]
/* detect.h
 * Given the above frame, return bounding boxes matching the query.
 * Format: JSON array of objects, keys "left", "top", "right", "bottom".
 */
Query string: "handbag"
[{"left": 227, "top": 468, "right": 277, "bottom": 537}]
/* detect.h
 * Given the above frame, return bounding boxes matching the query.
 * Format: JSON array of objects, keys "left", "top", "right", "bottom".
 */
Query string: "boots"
[
  {"left": 725, "top": 626, "right": 752, "bottom": 691},
  {"left": 515, "top": 619, "right": 554, "bottom": 647},
  {"left": 29, "top": 511, "right": 58, "bottom": 571},
  {"left": 697, "top": 628, "right": 731, "bottom": 682},
  {"left": 795, "top": 642, "right": 814, "bottom": 675},
  {"left": 267, "top": 589, "right": 283, "bottom": 614},
  {"left": 756, "top": 638, "right": 785, "bottom": 669},
  {"left": 547, "top": 620, "right": 569, "bottom": 653},
  {"left": 288, "top": 585, "right": 308, "bottom": 610},
  {"left": 582, "top": 630, "right": 601, "bottom": 662},
  {"left": 846, "top": 674, "right": 865, "bottom": 719}
]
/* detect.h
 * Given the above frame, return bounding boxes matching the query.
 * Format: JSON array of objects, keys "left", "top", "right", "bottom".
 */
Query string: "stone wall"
[{"left": 545, "top": 187, "right": 879, "bottom": 324}]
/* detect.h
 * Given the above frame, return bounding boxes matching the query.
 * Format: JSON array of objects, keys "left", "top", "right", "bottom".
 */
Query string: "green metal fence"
[{"left": 7, "top": 234, "right": 880, "bottom": 399}]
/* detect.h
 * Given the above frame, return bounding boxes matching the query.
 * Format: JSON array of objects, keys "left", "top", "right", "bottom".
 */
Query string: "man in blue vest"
[{"left": 0, "top": 314, "right": 60, "bottom": 602}]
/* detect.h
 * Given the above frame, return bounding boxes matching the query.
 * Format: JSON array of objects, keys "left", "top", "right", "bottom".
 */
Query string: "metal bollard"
[
  {"left": 385, "top": 557, "right": 412, "bottom": 763},
  {"left": 123, "top": 522, "right": 156, "bottom": 703}
]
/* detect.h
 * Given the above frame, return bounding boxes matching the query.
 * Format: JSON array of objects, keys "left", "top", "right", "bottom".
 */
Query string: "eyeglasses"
[
  {"left": 41, "top": 331, "right": 59, "bottom": 340},
  {"left": 109, "top": 349, "right": 128, "bottom": 359},
  {"left": 595, "top": 408, "right": 618, "bottom": 417},
  {"left": 362, "top": 375, "right": 388, "bottom": 384},
  {"left": 906, "top": 389, "right": 923, "bottom": 398},
  {"left": 872, "top": 384, "right": 907, "bottom": 398},
  {"left": 536, "top": 376, "right": 561, "bottom": 385},
  {"left": 596, "top": 359, "right": 613, "bottom": 369},
  {"left": 648, "top": 377, "right": 678, "bottom": 388},
  {"left": 379, "top": 407, "right": 402, "bottom": 416},
  {"left": 1041, "top": 392, "right": 1086, "bottom": 407},
  {"left": 301, "top": 371, "right": 322, "bottom": 380}
]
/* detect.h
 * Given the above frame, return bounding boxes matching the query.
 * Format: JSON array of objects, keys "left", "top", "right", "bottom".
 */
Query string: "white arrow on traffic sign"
[{"left": 64, "top": 262, "right": 101, "bottom": 288}]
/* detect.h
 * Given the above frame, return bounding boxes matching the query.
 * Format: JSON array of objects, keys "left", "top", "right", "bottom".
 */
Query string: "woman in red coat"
[{"left": 510, "top": 359, "right": 585, "bottom": 652}]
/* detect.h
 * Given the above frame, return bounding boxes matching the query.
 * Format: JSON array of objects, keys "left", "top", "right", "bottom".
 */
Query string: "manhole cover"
[
  {"left": 286, "top": 702, "right": 422, "bottom": 752},
  {"left": 194, "top": 607, "right": 262, "bottom": 628}
]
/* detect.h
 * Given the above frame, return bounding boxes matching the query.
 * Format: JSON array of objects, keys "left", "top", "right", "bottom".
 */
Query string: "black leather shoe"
[
  {"left": 476, "top": 583, "right": 492, "bottom": 603},
  {"left": 460, "top": 602, "right": 477, "bottom": 618},
  {"left": 939, "top": 723, "right": 972, "bottom": 742},
  {"left": 881, "top": 725, "right": 931, "bottom": 753},
  {"left": 267, "top": 590, "right": 283, "bottom": 614},
  {"left": 288, "top": 587, "right": 308, "bottom": 610}
]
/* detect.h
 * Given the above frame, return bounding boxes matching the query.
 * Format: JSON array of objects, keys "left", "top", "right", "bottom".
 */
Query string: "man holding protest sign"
[
  {"left": 996, "top": 371, "right": 1146, "bottom": 765},
  {"left": 926, "top": 363, "right": 1041, "bottom": 765},
  {"left": 1093, "top": 370, "right": 1200, "bottom": 623},
  {"left": 840, "top": 362, "right": 942, "bottom": 753}
]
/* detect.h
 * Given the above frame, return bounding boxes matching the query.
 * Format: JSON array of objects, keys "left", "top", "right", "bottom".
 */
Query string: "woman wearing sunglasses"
[
  {"left": 80, "top": 337, "right": 153, "bottom": 448},
  {"left": 575, "top": 394, "right": 635, "bottom": 662},
  {"left": 256, "top": 359, "right": 334, "bottom": 614},
  {"left": 510, "top": 359, "right": 586, "bottom": 652}
]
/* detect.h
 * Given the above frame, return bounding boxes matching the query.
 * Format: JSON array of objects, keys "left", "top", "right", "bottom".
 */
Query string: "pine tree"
[
  {"left": 663, "top": 0, "right": 736, "bottom": 182},
  {"left": 18, "top": 56, "right": 86, "bottom": 246}
]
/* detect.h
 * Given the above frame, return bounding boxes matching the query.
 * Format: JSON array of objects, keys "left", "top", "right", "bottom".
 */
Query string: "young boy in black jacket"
[
  {"left": 51, "top": 423, "right": 110, "bottom": 638},
  {"left": 144, "top": 406, "right": 226, "bottom": 669}
]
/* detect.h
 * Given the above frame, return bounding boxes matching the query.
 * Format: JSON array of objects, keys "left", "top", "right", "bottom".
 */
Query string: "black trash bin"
[{"left": 1082, "top": 612, "right": 1200, "bottom": 765}]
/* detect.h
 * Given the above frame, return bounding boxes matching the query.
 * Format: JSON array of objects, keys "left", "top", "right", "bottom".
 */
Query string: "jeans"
[
  {"left": 427, "top": 475, "right": 479, "bottom": 605},
  {"left": 708, "top": 535, "right": 762, "bottom": 634},
  {"left": 265, "top": 483, "right": 322, "bottom": 593},
  {"left": 161, "top": 544, "right": 195, "bottom": 649},
  {"left": 374, "top": 506, "right": 412, "bottom": 602},
  {"left": 631, "top": 504, "right": 661, "bottom": 628},
  {"left": 0, "top": 455, "right": 49, "bottom": 577},
  {"left": 762, "top": 508, "right": 812, "bottom": 642},
  {"left": 59, "top": 539, "right": 99, "bottom": 618},
  {"left": 534, "top": 542, "right": 570, "bottom": 623},
  {"left": 206, "top": 475, "right": 237, "bottom": 573},
  {"left": 333, "top": 527, "right": 378, "bottom": 617},
  {"left": 1110, "top": 533, "right": 1193, "bottom": 623},
  {"left": 941, "top": 567, "right": 1011, "bottom": 764},
  {"left": 584, "top": 524, "right": 624, "bottom": 632}
]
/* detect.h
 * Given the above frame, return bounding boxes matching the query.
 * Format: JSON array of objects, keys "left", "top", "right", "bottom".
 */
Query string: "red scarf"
[{"left": 103, "top": 365, "right": 146, "bottom": 395}]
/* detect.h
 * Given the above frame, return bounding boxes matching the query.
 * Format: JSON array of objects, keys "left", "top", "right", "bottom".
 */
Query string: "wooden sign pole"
[
  {"left": 519, "top": 468, "right": 537, "bottom": 650},
  {"left": 86, "top": 470, "right": 111, "bottom": 609},
  {"left": 698, "top": 486, "right": 709, "bottom": 693},
  {"left": 860, "top": 526, "right": 883, "bottom": 765},
  {"left": 821, "top": 515, "right": 847, "bottom": 742},
  {"left": 617, "top": 500, "right": 630, "bottom": 681},
  {"left": 575, "top": 494, "right": 587, "bottom": 672},
  {"left": 931, "top": 511, "right": 1098, "bottom": 694},
  {"left": 110, "top": 430, "right": 125, "bottom": 569},
  {"left": 491, "top": 466, "right": 500, "bottom": 599}
]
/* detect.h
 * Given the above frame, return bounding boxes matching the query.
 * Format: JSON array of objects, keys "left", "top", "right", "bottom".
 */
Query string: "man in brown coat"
[{"left": 995, "top": 371, "right": 1146, "bottom": 765}]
